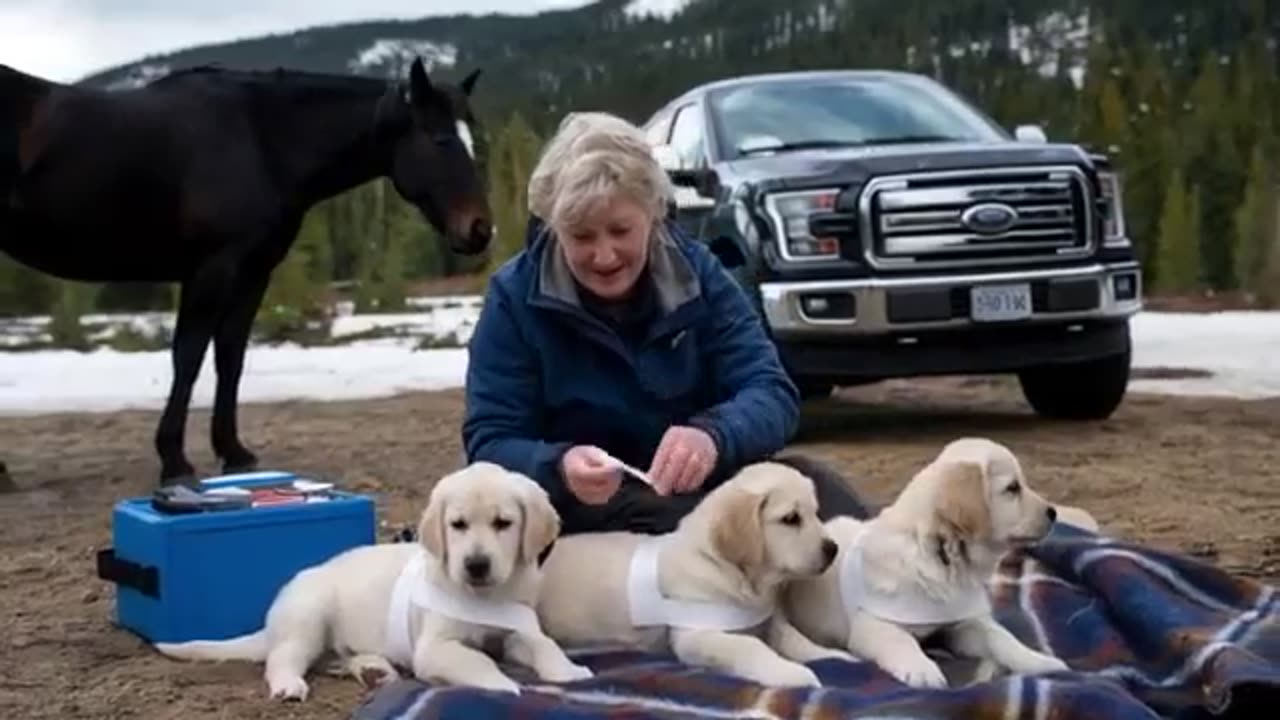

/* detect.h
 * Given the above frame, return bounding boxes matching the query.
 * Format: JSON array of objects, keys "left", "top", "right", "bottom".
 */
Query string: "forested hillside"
[{"left": 6, "top": 0, "right": 1280, "bottom": 338}]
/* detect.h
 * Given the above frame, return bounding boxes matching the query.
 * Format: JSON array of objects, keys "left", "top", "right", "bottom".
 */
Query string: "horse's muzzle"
[{"left": 451, "top": 216, "right": 492, "bottom": 255}]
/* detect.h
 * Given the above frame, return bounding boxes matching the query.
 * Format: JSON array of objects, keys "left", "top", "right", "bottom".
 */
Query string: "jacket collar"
[{"left": 525, "top": 217, "right": 704, "bottom": 347}]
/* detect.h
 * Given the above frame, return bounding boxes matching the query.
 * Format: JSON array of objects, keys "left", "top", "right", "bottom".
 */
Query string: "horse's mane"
[{"left": 150, "top": 65, "right": 391, "bottom": 95}]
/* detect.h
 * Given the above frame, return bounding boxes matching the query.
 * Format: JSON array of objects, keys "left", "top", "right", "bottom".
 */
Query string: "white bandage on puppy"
[
  {"left": 627, "top": 538, "right": 772, "bottom": 631},
  {"left": 385, "top": 550, "right": 542, "bottom": 667},
  {"left": 838, "top": 527, "right": 991, "bottom": 625}
]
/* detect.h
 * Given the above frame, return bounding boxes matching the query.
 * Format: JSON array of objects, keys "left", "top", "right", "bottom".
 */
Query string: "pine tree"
[
  {"left": 47, "top": 281, "right": 96, "bottom": 350},
  {"left": 1075, "top": 26, "right": 1116, "bottom": 144},
  {"left": 256, "top": 207, "right": 334, "bottom": 342},
  {"left": 351, "top": 182, "right": 381, "bottom": 313},
  {"left": 1258, "top": 207, "right": 1280, "bottom": 308},
  {"left": 375, "top": 189, "right": 413, "bottom": 312},
  {"left": 1095, "top": 74, "right": 1130, "bottom": 157},
  {"left": 0, "top": 257, "right": 61, "bottom": 317},
  {"left": 1234, "top": 144, "right": 1277, "bottom": 299},
  {"left": 1155, "top": 166, "right": 1202, "bottom": 294},
  {"left": 1124, "top": 42, "right": 1174, "bottom": 282},
  {"left": 486, "top": 112, "right": 545, "bottom": 270},
  {"left": 1185, "top": 53, "right": 1244, "bottom": 289}
]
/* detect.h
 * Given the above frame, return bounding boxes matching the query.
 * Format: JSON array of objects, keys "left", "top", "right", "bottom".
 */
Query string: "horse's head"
[{"left": 387, "top": 57, "right": 492, "bottom": 256}]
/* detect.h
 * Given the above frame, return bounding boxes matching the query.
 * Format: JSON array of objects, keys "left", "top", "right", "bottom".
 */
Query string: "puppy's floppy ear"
[
  {"left": 419, "top": 492, "right": 448, "bottom": 567},
  {"left": 932, "top": 460, "right": 991, "bottom": 544},
  {"left": 518, "top": 482, "right": 560, "bottom": 566},
  {"left": 711, "top": 487, "right": 767, "bottom": 579}
]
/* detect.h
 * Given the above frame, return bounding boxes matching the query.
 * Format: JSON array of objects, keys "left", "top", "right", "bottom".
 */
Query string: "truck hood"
[{"left": 719, "top": 141, "right": 1098, "bottom": 192}]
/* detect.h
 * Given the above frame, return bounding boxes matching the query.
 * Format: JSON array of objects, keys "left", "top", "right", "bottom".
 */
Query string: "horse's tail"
[{"left": 153, "top": 629, "right": 270, "bottom": 663}]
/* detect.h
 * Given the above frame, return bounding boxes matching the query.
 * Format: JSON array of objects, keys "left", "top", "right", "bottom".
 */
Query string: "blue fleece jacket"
[{"left": 460, "top": 219, "right": 799, "bottom": 505}]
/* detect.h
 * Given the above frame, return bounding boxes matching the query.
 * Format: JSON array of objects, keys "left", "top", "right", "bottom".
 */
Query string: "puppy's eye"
[
  {"left": 781, "top": 511, "right": 802, "bottom": 527},
  {"left": 492, "top": 517, "right": 512, "bottom": 531},
  {"left": 1005, "top": 482, "right": 1021, "bottom": 495},
  {"left": 449, "top": 519, "right": 468, "bottom": 531}
]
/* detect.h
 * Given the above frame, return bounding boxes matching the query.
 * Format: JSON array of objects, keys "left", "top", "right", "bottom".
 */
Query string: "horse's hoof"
[
  {"left": 159, "top": 472, "right": 199, "bottom": 489},
  {"left": 0, "top": 462, "right": 16, "bottom": 494},
  {"left": 221, "top": 450, "right": 259, "bottom": 475},
  {"left": 222, "top": 462, "right": 259, "bottom": 475}
]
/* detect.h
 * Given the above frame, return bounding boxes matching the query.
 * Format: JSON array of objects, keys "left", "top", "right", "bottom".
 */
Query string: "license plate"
[{"left": 970, "top": 283, "right": 1032, "bottom": 322}]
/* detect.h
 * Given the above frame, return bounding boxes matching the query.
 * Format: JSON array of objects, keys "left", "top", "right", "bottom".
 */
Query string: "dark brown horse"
[{"left": 0, "top": 57, "right": 493, "bottom": 486}]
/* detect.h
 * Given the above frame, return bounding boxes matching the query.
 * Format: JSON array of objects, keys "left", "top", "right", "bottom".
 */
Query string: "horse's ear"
[
  {"left": 408, "top": 57, "right": 432, "bottom": 102},
  {"left": 460, "top": 68, "right": 482, "bottom": 96}
]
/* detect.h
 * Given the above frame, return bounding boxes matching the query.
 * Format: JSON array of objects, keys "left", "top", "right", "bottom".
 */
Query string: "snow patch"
[
  {"left": 0, "top": 342, "right": 469, "bottom": 416},
  {"left": 348, "top": 39, "right": 458, "bottom": 76},
  {"left": 1007, "top": 10, "right": 1091, "bottom": 89},
  {"left": 623, "top": 0, "right": 693, "bottom": 21},
  {"left": 0, "top": 305, "right": 1276, "bottom": 415},
  {"left": 105, "top": 63, "right": 172, "bottom": 91},
  {"left": 1128, "top": 311, "right": 1280, "bottom": 400}
]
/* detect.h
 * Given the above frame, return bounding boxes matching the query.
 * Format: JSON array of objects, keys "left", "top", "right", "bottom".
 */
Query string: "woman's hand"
[
  {"left": 648, "top": 426, "right": 718, "bottom": 496},
  {"left": 560, "top": 445, "right": 622, "bottom": 505}
]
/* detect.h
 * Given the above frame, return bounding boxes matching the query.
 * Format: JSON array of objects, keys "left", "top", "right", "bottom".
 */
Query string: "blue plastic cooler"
[{"left": 97, "top": 471, "right": 377, "bottom": 644}]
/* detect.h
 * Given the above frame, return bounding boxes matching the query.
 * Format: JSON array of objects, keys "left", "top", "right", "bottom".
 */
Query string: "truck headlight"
[
  {"left": 1098, "top": 171, "right": 1129, "bottom": 248},
  {"left": 763, "top": 189, "right": 842, "bottom": 261}
]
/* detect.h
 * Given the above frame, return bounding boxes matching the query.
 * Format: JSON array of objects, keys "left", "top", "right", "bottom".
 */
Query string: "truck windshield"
[{"left": 708, "top": 74, "right": 1009, "bottom": 159}]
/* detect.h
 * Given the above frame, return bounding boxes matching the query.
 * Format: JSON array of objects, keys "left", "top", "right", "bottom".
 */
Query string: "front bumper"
[{"left": 759, "top": 261, "right": 1143, "bottom": 337}]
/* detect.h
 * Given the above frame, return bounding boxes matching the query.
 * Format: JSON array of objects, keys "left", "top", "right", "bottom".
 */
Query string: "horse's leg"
[
  {"left": 154, "top": 255, "right": 237, "bottom": 485},
  {"left": 0, "top": 460, "right": 14, "bottom": 493},
  {"left": 210, "top": 265, "right": 273, "bottom": 474}
]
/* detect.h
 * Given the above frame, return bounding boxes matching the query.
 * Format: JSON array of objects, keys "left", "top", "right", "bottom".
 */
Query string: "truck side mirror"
[
  {"left": 652, "top": 144, "right": 719, "bottom": 199},
  {"left": 1014, "top": 124, "right": 1048, "bottom": 143},
  {"left": 652, "top": 144, "right": 682, "bottom": 171}
]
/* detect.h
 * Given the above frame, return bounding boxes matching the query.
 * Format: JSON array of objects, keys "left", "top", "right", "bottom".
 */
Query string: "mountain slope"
[
  {"left": 74, "top": 0, "right": 1117, "bottom": 132},
  {"left": 79, "top": 0, "right": 666, "bottom": 125}
]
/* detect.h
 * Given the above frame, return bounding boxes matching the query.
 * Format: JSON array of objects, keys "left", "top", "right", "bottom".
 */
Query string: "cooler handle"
[{"left": 96, "top": 548, "right": 160, "bottom": 598}]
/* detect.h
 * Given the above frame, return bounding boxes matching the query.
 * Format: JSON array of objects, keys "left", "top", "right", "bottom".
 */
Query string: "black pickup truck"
[{"left": 642, "top": 69, "right": 1142, "bottom": 420}]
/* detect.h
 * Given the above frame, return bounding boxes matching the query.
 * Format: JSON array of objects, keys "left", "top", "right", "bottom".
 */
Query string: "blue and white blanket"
[{"left": 352, "top": 524, "right": 1279, "bottom": 719}]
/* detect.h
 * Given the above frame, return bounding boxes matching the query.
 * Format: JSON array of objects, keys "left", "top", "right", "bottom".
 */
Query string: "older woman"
[{"left": 461, "top": 111, "right": 867, "bottom": 535}]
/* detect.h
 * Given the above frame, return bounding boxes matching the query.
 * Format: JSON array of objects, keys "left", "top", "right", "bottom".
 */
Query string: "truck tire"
[{"left": 1017, "top": 348, "right": 1131, "bottom": 420}]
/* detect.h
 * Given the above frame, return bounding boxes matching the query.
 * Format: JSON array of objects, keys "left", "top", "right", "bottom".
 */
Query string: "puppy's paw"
[
  {"left": 772, "top": 662, "right": 822, "bottom": 688},
  {"left": 268, "top": 675, "right": 310, "bottom": 702},
  {"left": 1012, "top": 653, "right": 1069, "bottom": 675},
  {"left": 971, "top": 659, "right": 1002, "bottom": 684},
  {"left": 472, "top": 674, "right": 522, "bottom": 695},
  {"left": 815, "top": 648, "right": 859, "bottom": 663},
  {"left": 350, "top": 655, "right": 401, "bottom": 689},
  {"left": 542, "top": 661, "right": 593, "bottom": 683},
  {"left": 882, "top": 655, "right": 948, "bottom": 689}
]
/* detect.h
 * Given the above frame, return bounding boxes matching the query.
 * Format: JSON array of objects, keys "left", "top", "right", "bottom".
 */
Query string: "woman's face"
[{"left": 557, "top": 194, "right": 654, "bottom": 302}]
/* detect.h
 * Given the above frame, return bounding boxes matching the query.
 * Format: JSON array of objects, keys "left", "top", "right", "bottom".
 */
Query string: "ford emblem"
[{"left": 961, "top": 203, "right": 1018, "bottom": 235}]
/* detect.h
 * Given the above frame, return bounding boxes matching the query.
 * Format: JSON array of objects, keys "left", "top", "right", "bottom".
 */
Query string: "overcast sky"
[{"left": 0, "top": 0, "right": 590, "bottom": 83}]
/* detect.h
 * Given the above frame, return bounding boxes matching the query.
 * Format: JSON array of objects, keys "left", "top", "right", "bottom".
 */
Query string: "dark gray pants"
[{"left": 557, "top": 452, "right": 873, "bottom": 536}]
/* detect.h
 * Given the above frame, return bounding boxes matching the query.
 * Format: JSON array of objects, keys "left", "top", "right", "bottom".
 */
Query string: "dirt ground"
[{"left": 1, "top": 377, "right": 1277, "bottom": 719}]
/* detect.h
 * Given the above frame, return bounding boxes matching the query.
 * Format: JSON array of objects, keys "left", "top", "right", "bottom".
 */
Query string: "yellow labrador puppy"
[
  {"left": 154, "top": 462, "right": 591, "bottom": 700},
  {"left": 783, "top": 438, "right": 1069, "bottom": 688},
  {"left": 536, "top": 462, "right": 849, "bottom": 688}
]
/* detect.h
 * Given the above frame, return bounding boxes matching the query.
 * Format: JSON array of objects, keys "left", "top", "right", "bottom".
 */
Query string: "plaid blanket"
[{"left": 352, "top": 524, "right": 1279, "bottom": 720}]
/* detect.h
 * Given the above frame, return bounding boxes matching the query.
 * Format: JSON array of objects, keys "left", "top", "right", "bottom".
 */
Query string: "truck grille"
[{"left": 858, "top": 166, "right": 1094, "bottom": 269}]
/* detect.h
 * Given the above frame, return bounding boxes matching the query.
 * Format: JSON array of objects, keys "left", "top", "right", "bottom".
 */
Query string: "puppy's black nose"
[
  {"left": 1046, "top": 506, "right": 1058, "bottom": 522},
  {"left": 464, "top": 555, "right": 491, "bottom": 582},
  {"left": 821, "top": 539, "right": 838, "bottom": 564}
]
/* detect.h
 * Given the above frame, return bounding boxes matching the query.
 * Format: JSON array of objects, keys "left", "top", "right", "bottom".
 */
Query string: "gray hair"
[{"left": 527, "top": 111, "right": 675, "bottom": 232}]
